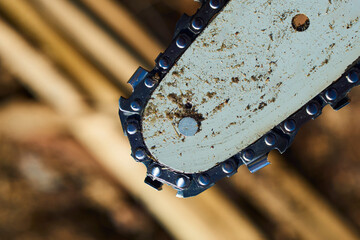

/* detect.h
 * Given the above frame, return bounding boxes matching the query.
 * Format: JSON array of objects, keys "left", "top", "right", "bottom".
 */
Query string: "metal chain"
[{"left": 119, "top": 0, "right": 360, "bottom": 198}]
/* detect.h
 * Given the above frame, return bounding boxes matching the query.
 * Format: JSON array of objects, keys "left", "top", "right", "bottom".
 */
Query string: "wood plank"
[
  {"left": 0, "top": 101, "right": 66, "bottom": 140},
  {"left": 79, "top": 0, "right": 163, "bottom": 64},
  {"left": 0, "top": 0, "right": 123, "bottom": 108},
  {"left": 32, "top": 0, "right": 145, "bottom": 84}
]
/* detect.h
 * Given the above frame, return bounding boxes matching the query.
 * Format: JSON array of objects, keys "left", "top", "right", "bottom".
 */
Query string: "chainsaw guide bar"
[{"left": 119, "top": 0, "right": 360, "bottom": 197}]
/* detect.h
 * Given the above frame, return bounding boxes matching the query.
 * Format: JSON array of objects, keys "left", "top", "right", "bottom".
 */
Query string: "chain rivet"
[
  {"left": 264, "top": 133, "right": 276, "bottom": 146},
  {"left": 306, "top": 103, "right": 318, "bottom": 116},
  {"left": 130, "top": 100, "right": 141, "bottom": 112},
  {"left": 325, "top": 89, "right": 337, "bottom": 101},
  {"left": 176, "top": 177, "right": 187, "bottom": 188},
  {"left": 176, "top": 35, "right": 188, "bottom": 49},
  {"left": 152, "top": 167, "right": 161, "bottom": 177},
  {"left": 210, "top": 0, "right": 221, "bottom": 9},
  {"left": 144, "top": 78, "right": 155, "bottom": 88},
  {"left": 347, "top": 72, "right": 359, "bottom": 84},
  {"left": 222, "top": 161, "right": 235, "bottom": 174},
  {"left": 191, "top": 17, "right": 204, "bottom": 31},
  {"left": 159, "top": 58, "right": 169, "bottom": 69},
  {"left": 242, "top": 149, "right": 255, "bottom": 162},
  {"left": 126, "top": 123, "right": 137, "bottom": 135},
  {"left": 135, "top": 148, "right": 146, "bottom": 160},
  {"left": 284, "top": 119, "right": 296, "bottom": 132},
  {"left": 198, "top": 174, "right": 210, "bottom": 186}
]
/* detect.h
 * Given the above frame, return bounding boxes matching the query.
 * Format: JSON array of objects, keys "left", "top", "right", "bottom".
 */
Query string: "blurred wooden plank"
[
  {"left": 0, "top": 101, "right": 165, "bottom": 238},
  {"left": 0, "top": 0, "right": 123, "bottom": 108},
  {"left": 163, "top": 0, "right": 201, "bottom": 14},
  {"left": 31, "top": 0, "right": 144, "bottom": 84},
  {"left": 0, "top": 21, "right": 88, "bottom": 116},
  {"left": 290, "top": 92, "right": 360, "bottom": 229},
  {"left": 0, "top": 18, "right": 264, "bottom": 240},
  {"left": 193, "top": 188, "right": 263, "bottom": 239},
  {"left": 0, "top": 101, "right": 66, "bottom": 140},
  {"left": 232, "top": 152, "right": 360, "bottom": 240},
  {"left": 79, "top": 0, "right": 164, "bottom": 64}
]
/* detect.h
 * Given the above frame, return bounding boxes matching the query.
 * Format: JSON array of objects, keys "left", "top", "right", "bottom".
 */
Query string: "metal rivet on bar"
[
  {"left": 126, "top": 123, "right": 137, "bottom": 135},
  {"left": 306, "top": 103, "right": 319, "bottom": 116},
  {"left": 144, "top": 78, "right": 155, "bottom": 88},
  {"left": 176, "top": 35, "right": 188, "bottom": 49},
  {"left": 178, "top": 117, "right": 198, "bottom": 136},
  {"left": 221, "top": 161, "right": 235, "bottom": 174},
  {"left": 242, "top": 149, "right": 255, "bottom": 162},
  {"left": 346, "top": 71, "right": 359, "bottom": 84},
  {"left": 264, "top": 133, "right": 276, "bottom": 146},
  {"left": 159, "top": 58, "right": 170, "bottom": 69},
  {"left": 209, "top": 0, "right": 221, "bottom": 9},
  {"left": 130, "top": 100, "right": 141, "bottom": 111},
  {"left": 151, "top": 167, "right": 161, "bottom": 177},
  {"left": 325, "top": 89, "right": 337, "bottom": 101},
  {"left": 191, "top": 17, "right": 204, "bottom": 31},
  {"left": 176, "top": 177, "right": 187, "bottom": 188},
  {"left": 135, "top": 148, "right": 146, "bottom": 160},
  {"left": 198, "top": 174, "right": 210, "bottom": 186},
  {"left": 284, "top": 119, "right": 296, "bottom": 132}
]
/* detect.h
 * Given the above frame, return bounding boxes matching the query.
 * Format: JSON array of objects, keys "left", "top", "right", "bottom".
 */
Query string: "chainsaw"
[{"left": 119, "top": 0, "right": 360, "bottom": 197}]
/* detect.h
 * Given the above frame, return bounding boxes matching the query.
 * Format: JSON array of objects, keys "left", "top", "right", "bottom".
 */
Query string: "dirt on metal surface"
[{"left": 142, "top": 0, "right": 360, "bottom": 173}]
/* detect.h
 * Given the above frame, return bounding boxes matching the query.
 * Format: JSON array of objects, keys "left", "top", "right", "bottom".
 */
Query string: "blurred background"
[{"left": 0, "top": 0, "right": 359, "bottom": 239}]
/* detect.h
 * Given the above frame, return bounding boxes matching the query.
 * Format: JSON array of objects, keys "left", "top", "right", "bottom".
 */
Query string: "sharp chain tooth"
[{"left": 118, "top": 0, "right": 360, "bottom": 198}]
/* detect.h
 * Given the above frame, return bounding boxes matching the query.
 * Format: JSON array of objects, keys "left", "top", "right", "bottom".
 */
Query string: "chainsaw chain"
[{"left": 119, "top": 0, "right": 360, "bottom": 197}]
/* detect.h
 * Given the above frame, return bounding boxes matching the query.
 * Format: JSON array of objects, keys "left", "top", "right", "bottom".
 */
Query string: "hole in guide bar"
[
  {"left": 185, "top": 102, "right": 192, "bottom": 109},
  {"left": 292, "top": 14, "right": 310, "bottom": 32}
]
